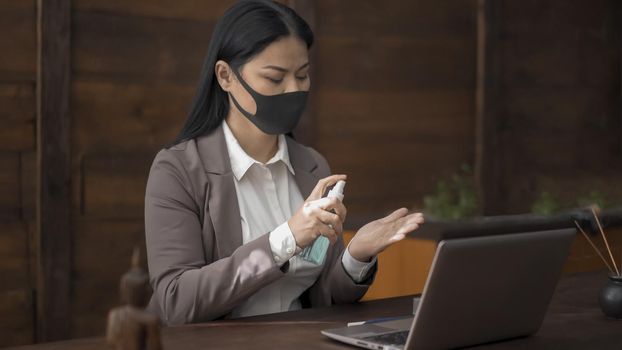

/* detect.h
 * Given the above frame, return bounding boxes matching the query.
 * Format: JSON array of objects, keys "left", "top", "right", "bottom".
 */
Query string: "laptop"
[{"left": 322, "top": 228, "right": 575, "bottom": 350}]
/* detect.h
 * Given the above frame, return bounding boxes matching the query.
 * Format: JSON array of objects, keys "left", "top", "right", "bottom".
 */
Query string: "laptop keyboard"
[{"left": 362, "top": 330, "right": 409, "bottom": 346}]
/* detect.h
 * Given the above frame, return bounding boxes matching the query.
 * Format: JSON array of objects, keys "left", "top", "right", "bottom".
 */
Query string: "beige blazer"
[{"left": 144, "top": 124, "right": 375, "bottom": 325}]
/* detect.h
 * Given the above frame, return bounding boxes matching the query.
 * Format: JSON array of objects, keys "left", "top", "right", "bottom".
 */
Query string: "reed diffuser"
[{"left": 575, "top": 206, "right": 622, "bottom": 319}]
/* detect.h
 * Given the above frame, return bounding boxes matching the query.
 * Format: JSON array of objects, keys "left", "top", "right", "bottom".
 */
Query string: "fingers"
[
  {"left": 379, "top": 207, "right": 409, "bottom": 224},
  {"left": 389, "top": 233, "right": 406, "bottom": 244},
  {"left": 333, "top": 201, "right": 347, "bottom": 223},
  {"left": 307, "top": 174, "right": 347, "bottom": 201},
  {"left": 314, "top": 208, "right": 343, "bottom": 235},
  {"left": 314, "top": 197, "right": 347, "bottom": 222},
  {"left": 395, "top": 213, "right": 425, "bottom": 236},
  {"left": 405, "top": 212, "right": 424, "bottom": 225},
  {"left": 318, "top": 224, "right": 338, "bottom": 244}
]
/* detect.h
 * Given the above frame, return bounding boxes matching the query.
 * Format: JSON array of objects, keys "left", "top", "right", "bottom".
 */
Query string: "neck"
[{"left": 225, "top": 113, "right": 278, "bottom": 164}]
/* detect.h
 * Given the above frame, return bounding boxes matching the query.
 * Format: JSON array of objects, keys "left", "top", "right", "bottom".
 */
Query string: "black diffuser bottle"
[{"left": 599, "top": 274, "right": 622, "bottom": 319}]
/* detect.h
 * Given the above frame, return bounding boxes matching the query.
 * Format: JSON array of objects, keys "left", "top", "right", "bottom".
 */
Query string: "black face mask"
[{"left": 229, "top": 68, "right": 309, "bottom": 135}]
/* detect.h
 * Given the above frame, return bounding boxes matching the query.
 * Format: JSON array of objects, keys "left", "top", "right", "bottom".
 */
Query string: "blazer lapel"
[
  {"left": 286, "top": 137, "right": 319, "bottom": 199},
  {"left": 196, "top": 124, "right": 243, "bottom": 258}
]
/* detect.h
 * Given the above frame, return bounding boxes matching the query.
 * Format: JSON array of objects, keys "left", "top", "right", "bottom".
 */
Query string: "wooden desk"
[{"left": 10, "top": 271, "right": 622, "bottom": 350}]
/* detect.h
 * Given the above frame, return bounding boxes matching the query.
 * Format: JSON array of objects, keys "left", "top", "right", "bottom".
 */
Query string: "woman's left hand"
[{"left": 347, "top": 208, "right": 424, "bottom": 262}]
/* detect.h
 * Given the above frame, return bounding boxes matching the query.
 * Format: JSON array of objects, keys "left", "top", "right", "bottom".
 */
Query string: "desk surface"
[{"left": 10, "top": 271, "right": 622, "bottom": 350}]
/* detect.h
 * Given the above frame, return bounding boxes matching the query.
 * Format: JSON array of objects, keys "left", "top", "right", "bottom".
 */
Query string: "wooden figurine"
[{"left": 106, "top": 248, "right": 163, "bottom": 350}]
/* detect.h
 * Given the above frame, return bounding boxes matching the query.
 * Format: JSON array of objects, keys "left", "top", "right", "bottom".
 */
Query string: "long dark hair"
[{"left": 171, "top": 0, "right": 314, "bottom": 146}]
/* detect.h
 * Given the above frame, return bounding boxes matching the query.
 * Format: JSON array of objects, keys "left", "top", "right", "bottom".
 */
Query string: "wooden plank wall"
[
  {"left": 312, "top": 0, "right": 478, "bottom": 219},
  {"left": 492, "top": 0, "right": 622, "bottom": 214},
  {"left": 0, "top": 0, "right": 37, "bottom": 347},
  {"left": 37, "top": 0, "right": 72, "bottom": 342}
]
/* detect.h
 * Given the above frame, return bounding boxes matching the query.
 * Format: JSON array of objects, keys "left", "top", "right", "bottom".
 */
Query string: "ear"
[{"left": 215, "top": 60, "right": 234, "bottom": 91}]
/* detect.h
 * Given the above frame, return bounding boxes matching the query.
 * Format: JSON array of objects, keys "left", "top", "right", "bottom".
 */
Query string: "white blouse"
[{"left": 222, "top": 121, "right": 374, "bottom": 318}]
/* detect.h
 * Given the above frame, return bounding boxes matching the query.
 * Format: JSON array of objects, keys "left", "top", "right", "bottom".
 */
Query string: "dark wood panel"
[
  {"left": 20, "top": 152, "right": 36, "bottom": 222},
  {"left": 0, "top": 221, "right": 34, "bottom": 347},
  {"left": 501, "top": 0, "right": 615, "bottom": 37},
  {"left": 500, "top": 88, "right": 616, "bottom": 131},
  {"left": 71, "top": 81, "right": 193, "bottom": 153},
  {"left": 500, "top": 133, "right": 596, "bottom": 170},
  {"left": 37, "top": 0, "right": 72, "bottom": 341},
  {"left": 315, "top": 0, "right": 476, "bottom": 38},
  {"left": 500, "top": 38, "right": 618, "bottom": 89},
  {"left": 72, "top": 10, "right": 215, "bottom": 84},
  {"left": 0, "top": 289, "right": 34, "bottom": 347},
  {"left": 499, "top": 95, "right": 618, "bottom": 169},
  {"left": 0, "top": 83, "right": 36, "bottom": 121},
  {"left": 0, "top": 222, "right": 31, "bottom": 292},
  {"left": 71, "top": 219, "right": 146, "bottom": 338},
  {"left": 0, "top": 0, "right": 37, "bottom": 81},
  {"left": 0, "top": 152, "right": 21, "bottom": 221},
  {"left": 0, "top": 120, "right": 36, "bottom": 152},
  {"left": 317, "top": 119, "right": 472, "bottom": 143},
  {"left": 0, "top": 84, "right": 36, "bottom": 151},
  {"left": 314, "top": 89, "right": 474, "bottom": 121},
  {"left": 317, "top": 123, "right": 472, "bottom": 146},
  {"left": 316, "top": 36, "right": 476, "bottom": 91},
  {"left": 474, "top": 0, "right": 503, "bottom": 215},
  {"left": 81, "top": 154, "right": 153, "bottom": 219},
  {"left": 73, "top": 219, "right": 146, "bottom": 283},
  {"left": 73, "top": 0, "right": 235, "bottom": 21},
  {"left": 498, "top": 129, "right": 617, "bottom": 182}
]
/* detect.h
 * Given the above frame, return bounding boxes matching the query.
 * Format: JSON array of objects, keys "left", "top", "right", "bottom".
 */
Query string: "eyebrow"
[{"left": 262, "top": 62, "right": 309, "bottom": 72}]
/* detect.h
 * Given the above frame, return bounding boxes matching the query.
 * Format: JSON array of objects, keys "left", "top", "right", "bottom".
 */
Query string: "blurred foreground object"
[{"left": 106, "top": 248, "right": 162, "bottom": 350}]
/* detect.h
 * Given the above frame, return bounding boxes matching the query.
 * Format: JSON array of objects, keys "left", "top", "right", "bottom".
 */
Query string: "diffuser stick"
[
  {"left": 574, "top": 221, "right": 615, "bottom": 275},
  {"left": 591, "top": 208, "right": 620, "bottom": 276}
]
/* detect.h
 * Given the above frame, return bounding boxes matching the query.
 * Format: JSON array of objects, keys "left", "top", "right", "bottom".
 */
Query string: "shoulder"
[
  {"left": 147, "top": 139, "right": 205, "bottom": 200},
  {"left": 150, "top": 139, "right": 199, "bottom": 176}
]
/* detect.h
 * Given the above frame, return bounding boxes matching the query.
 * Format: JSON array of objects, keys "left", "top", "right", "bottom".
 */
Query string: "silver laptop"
[{"left": 322, "top": 228, "right": 575, "bottom": 350}]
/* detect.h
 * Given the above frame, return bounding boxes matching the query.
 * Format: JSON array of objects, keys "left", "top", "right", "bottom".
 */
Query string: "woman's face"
[{"left": 218, "top": 35, "right": 310, "bottom": 116}]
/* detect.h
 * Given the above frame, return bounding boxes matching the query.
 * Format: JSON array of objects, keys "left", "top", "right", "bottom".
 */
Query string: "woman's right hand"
[{"left": 288, "top": 174, "right": 348, "bottom": 248}]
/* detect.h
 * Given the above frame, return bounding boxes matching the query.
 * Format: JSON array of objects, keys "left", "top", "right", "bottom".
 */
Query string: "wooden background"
[
  {"left": 0, "top": 0, "right": 621, "bottom": 347},
  {"left": 1, "top": 0, "right": 38, "bottom": 346}
]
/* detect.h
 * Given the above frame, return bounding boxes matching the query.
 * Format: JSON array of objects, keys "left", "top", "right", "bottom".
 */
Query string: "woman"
[{"left": 144, "top": 0, "right": 424, "bottom": 325}]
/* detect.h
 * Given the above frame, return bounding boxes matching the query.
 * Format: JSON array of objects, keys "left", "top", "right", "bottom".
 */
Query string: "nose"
[{"left": 284, "top": 76, "right": 308, "bottom": 93}]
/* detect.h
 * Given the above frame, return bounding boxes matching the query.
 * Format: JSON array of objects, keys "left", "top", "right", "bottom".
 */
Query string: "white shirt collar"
[{"left": 222, "top": 121, "right": 295, "bottom": 181}]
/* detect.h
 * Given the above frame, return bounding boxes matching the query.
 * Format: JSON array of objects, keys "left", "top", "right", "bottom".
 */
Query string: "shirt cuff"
[
  {"left": 269, "top": 222, "right": 297, "bottom": 267},
  {"left": 342, "top": 244, "right": 377, "bottom": 283}
]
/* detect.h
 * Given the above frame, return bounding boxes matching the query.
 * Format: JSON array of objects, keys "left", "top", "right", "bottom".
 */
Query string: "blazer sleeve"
[
  {"left": 144, "top": 149, "right": 287, "bottom": 325},
  {"left": 303, "top": 148, "right": 377, "bottom": 307}
]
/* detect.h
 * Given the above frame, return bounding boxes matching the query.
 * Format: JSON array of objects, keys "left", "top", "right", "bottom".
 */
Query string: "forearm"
[
  {"left": 328, "top": 250, "right": 377, "bottom": 304},
  {"left": 153, "top": 233, "right": 286, "bottom": 325},
  {"left": 341, "top": 244, "right": 377, "bottom": 283}
]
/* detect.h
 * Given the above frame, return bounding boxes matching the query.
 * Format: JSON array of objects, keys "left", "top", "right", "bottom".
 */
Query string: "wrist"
[
  {"left": 288, "top": 219, "right": 315, "bottom": 249},
  {"left": 347, "top": 239, "right": 372, "bottom": 262}
]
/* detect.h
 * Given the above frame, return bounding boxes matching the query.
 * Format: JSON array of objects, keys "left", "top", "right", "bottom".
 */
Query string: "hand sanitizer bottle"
[{"left": 299, "top": 180, "right": 346, "bottom": 265}]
